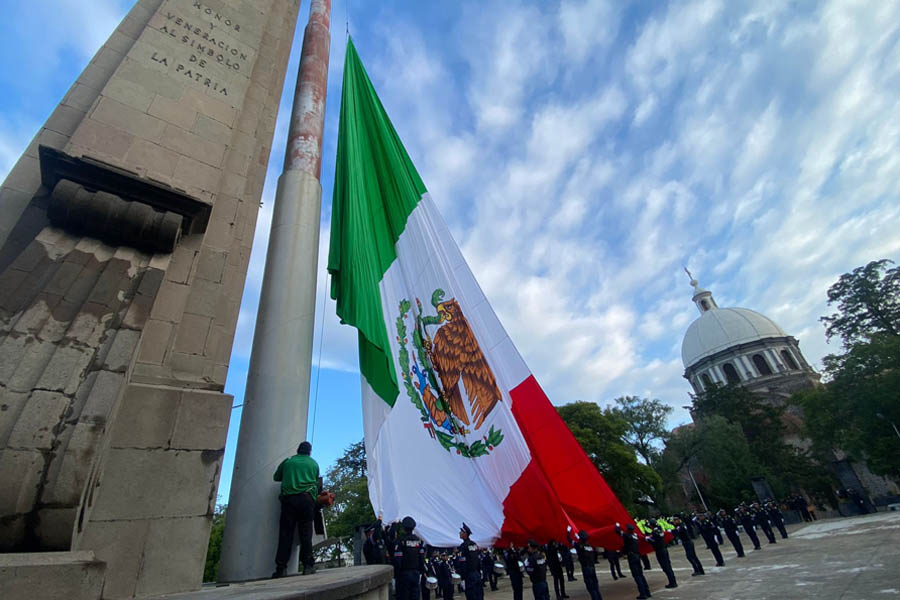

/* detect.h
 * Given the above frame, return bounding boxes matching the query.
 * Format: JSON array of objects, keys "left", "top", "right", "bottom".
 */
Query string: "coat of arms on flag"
[
  {"left": 328, "top": 37, "right": 635, "bottom": 547},
  {"left": 395, "top": 289, "right": 504, "bottom": 458}
]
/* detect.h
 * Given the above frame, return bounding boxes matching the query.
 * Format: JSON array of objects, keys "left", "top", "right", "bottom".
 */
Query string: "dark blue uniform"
[
  {"left": 719, "top": 514, "right": 745, "bottom": 557},
  {"left": 569, "top": 535, "right": 603, "bottom": 600},
  {"left": 698, "top": 519, "right": 724, "bottom": 566},
  {"left": 525, "top": 550, "right": 551, "bottom": 600},
  {"left": 503, "top": 548, "right": 524, "bottom": 600},
  {"left": 616, "top": 526, "right": 651, "bottom": 600},
  {"left": 394, "top": 532, "right": 425, "bottom": 600},
  {"left": 737, "top": 510, "right": 761, "bottom": 550},
  {"left": 458, "top": 539, "right": 484, "bottom": 600},
  {"left": 646, "top": 527, "right": 677, "bottom": 588},
  {"left": 674, "top": 523, "right": 704, "bottom": 576}
]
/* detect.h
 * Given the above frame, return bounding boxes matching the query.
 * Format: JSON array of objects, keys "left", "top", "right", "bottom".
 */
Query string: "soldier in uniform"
[
  {"left": 422, "top": 551, "right": 437, "bottom": 600},
  {"left": 458, "top": 523, "right": 484, "bottom": 600},
  {"left": 645, "top": 520, "right": 677, "bottom": 589},
  {"left": 717, "top": 509, "right": 745, "bottom": 558},
  {"left": 546, "top": 540, "right": 568, "bottom": 600},
  {"left": 561, "top": 537, "right": 577, "bottom": 582},
  {"left": 672, "top": 515, "right": 704, "bottom": 576},
  {"left": 394, "top": 517, "right": 426, "bottom": 600},
  {"left": 697, "top": 513, "right": 724, "bottom": 567},
  {"left": 525, "top": 540, "right": 551, "bottom": 600},
  {"left": 502, "top": 544, "right": 525, "bottom": 600},
  {"left": 568, "top": 528, "right": 603, "bottom": 600},
  {"left": 752, "top": 503, "right": 777, "bottom": 544},
  {"left": 736, "top": 507, "right": 761, "bottom": 550},
  {"left": 481, "top": 549, "right": 498, "bottom": 591},
  {"left": 615, "top": 523, "right": 652, "bottom": 600},
  {"left": 601, "top": 547, "right": 623, "bottom": 580},
  {"left": 436, "top": 553, "right": 454, "bottom": 600},
  {"left": 364, "top": 520, "right": 387, "bottom": 565},
  {"left": 766, "top": 502, "right": 788, "bottom": 539}
]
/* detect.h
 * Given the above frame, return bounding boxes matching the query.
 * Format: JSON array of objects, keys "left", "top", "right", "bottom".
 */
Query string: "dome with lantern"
[{"left": 679, "top": 271, "right": 815, "bottom": 394}]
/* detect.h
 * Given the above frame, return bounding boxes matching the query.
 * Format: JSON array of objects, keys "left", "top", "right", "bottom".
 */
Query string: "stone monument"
[{"left": 0, "top": 0, "right": 301, "bottom": 597}]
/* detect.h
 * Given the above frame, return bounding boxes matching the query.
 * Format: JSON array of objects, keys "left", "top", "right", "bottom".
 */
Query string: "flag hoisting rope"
[{"left": 327, "top": 38, "right": 635, "bottom": 548}]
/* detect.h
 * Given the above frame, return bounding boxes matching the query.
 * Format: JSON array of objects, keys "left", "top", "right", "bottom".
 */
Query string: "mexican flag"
[{"left": 328, "top": 39, "right": 632, "bottom": 547}]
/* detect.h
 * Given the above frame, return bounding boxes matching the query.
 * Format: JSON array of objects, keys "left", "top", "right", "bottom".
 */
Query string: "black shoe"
[
  {"left": 636, "top": 596, "right": 648, "bottom": 600},
  {"left": 272, "top": 568, "right": 287, "bottom": 579},
  {"left": 303, "top": 565, "right": 317, "bottom": 576},
  {"left": 716, "top": 563, "right": 724, "bottom": 567},
  {"left": 665, "top": 584, "right": 678, "bottom": 589}
]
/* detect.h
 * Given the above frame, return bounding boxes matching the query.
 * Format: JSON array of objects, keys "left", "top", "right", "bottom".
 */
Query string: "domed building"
[
  {"left": 678, "top": 273, "right": 899, "bottom": 509},
  {"left": 681, "top": 277, "right": 819, "bottom": 399}
]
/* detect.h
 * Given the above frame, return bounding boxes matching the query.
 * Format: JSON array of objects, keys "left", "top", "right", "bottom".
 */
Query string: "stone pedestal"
[{"left": 0, "top": 1, "right": 301, "bottom": 597}]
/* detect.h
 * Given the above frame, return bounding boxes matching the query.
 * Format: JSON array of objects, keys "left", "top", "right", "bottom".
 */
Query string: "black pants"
[
  {"left": 464, "top": 573, "right": 483, "bottom": 600},
  {"left": 441, "top": 584, "right": 454, "bottom": 600},
  {"left": 626, "top": 554, "right": 651, "bottom": 598},
  {"left": 421, "top": 576, "right": 431, "bottom": 600},
  {"left": 656, "top": 551, "right": 677, "bottom": 587},
  {"left": 773, "top": 520, "right": 788, "bottom": 539},
  {"left": 641, "top": 554, "right": 651, "bottom": 570},
  {"left": 707, "top": 542, "right": 724, "bottom": 566},
  {"left": 682, "top": 542, "right": 704, "bottom": 575},
  {"left": 397, "top": 570, "right": 421, "bottom": 600},
  {"left": 744, "top": 527, "right": 761, "bottom": 549},
  {"left": 550, "top": 569, "right": 566, "bottom": 599},
  {"left": 726, "top": 532, "right": 745, "bottom": 557},
  {"left": 581, "top": 566, "right": 602, "bottom": 600},
  {"left": 564, "top": 555, "right": 576, "bottom": 581},
  {"left": 275, "top": 492, "right": 315, "bottom": 570},
  {"left": 532, "top": 581, "right": 550, "bottom": 600},
  {"left": 485, "top": 568, "right": 497, "bottom": 590},
  {"left": 607, "top": 558, "right": 623, "bottom": 579},
  {"left": 760, "top": 524, "right": 776, "bottom": 544},
  {"left": 510, "top": 575, "right": 524, "bottom": 600}
]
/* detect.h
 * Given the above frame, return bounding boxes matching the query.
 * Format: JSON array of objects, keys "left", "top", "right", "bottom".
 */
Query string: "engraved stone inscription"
[{"left": 144, "top": 0, "right": 258, "bottom": 105}]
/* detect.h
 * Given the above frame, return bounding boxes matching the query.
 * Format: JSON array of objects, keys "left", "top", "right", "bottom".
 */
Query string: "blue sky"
[{"left": 2, "top": 1, "right": 899, "bottom": 504}]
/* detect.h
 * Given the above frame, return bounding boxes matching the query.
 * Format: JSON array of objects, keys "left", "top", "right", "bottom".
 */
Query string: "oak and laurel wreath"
[{"left": 395, "top": 298, "right": 504, "bottom": 458}]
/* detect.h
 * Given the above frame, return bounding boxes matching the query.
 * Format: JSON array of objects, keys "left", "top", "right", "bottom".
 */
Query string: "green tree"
[
  {"left": 689, "top": 383, "right": 831, "bottom": 502},
  {"left": 820, "top": 259, "right": 900, "bottom": 347},
  {"left": 607, "top": 396, "right": 672, "bottom": 465},
  {"left": 657, "top": 417, "right": 761, "bottom": 509},
  {"left": 792, "top": 259, "right": 900, "bottom": 479},
  {"left": 323, "top": 440, "right": 375, "bottom": 549},
  {"left": 203, "top": 504, "right": 226, "bottom": 582},
  {"left": 557, "top": 401, "right": 662, "bottom": 513}
]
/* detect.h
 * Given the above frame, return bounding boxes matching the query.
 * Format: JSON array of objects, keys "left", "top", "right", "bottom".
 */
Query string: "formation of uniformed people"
[{"left": 363, "top": 499, "right": 799, "bottom": 600}]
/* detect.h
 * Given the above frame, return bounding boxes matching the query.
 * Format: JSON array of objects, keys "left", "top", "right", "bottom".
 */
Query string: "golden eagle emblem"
[{"left": 395, "top": 289, "right": 504, "bottom": 458}]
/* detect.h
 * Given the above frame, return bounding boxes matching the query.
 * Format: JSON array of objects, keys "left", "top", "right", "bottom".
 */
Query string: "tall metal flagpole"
[{"left": 219, "top": 0, "right": 332, "bottom": 582}]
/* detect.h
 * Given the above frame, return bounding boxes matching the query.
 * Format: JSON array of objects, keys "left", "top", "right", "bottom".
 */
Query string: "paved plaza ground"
[{"left": 483, "top": 512, "right": 900, "bottom": 600}]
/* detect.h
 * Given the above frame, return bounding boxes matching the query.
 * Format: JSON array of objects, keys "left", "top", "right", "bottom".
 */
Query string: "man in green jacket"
[{"left": 272, "top": 441, "right": 320, "bottom": 578}]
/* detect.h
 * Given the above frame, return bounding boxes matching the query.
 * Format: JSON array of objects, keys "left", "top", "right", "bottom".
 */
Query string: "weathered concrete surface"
[
  {"left": 0, "top": 550, "right": 105, "bottom": 600},
  {"left": 447, "top": 514, "right": 899, "bottom": 600},
  {"left": 219, "top": 0, "right": 332, "bottom": 582},
  {"left": 143, "top": 565, "right": 393, "bottom": 600}
]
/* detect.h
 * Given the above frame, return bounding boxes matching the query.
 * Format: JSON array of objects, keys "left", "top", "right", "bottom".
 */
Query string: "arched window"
[
  {"left": 752, "top": 354, "right": 773, "bottom": 376},
  {"left": 722, "top": 362, "right": 741, "bottom": 384},
  {"left": 700, "top": 300, "right": 710, "bottom": 311},
  {"left": 701, "top": 373, "right": 713, "bottom": 388},
  {"left": 781, "top": 350, "right": 799, "bottom": 370}
]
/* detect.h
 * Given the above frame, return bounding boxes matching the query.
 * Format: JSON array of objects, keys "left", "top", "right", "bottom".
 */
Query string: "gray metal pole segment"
[{"left": 219, "top": 0, "right": 332, "bottom": 582}]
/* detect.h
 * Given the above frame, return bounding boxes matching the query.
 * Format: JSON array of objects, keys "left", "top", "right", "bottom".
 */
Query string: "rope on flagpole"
[
  {"left": 346, "top": 0, "right": 350, "bottom": 37},
  {"left": 310, "top": 273, "right": 329, "bottom": 444}
]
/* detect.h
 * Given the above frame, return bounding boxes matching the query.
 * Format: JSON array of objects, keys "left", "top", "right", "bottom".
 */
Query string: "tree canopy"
[
  {"left": 557, "top": 401, "right": 662, "bottom": 514},
  {"left": 792, "top": 260, "right": 900, "bottom": 478},
  {"left": 820, "top": 259, "right": 900, "bottom": 347},
  {"left": 323, "top": 440, "right": 375, "bottom": 546},
  {"left": 607, "top": 395, "right": 672, "bottom": 464}
]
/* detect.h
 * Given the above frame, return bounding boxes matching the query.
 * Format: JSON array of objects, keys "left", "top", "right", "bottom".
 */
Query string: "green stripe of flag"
[{"left": 327, "top": 38, "right": 428, "bottom": 406}]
